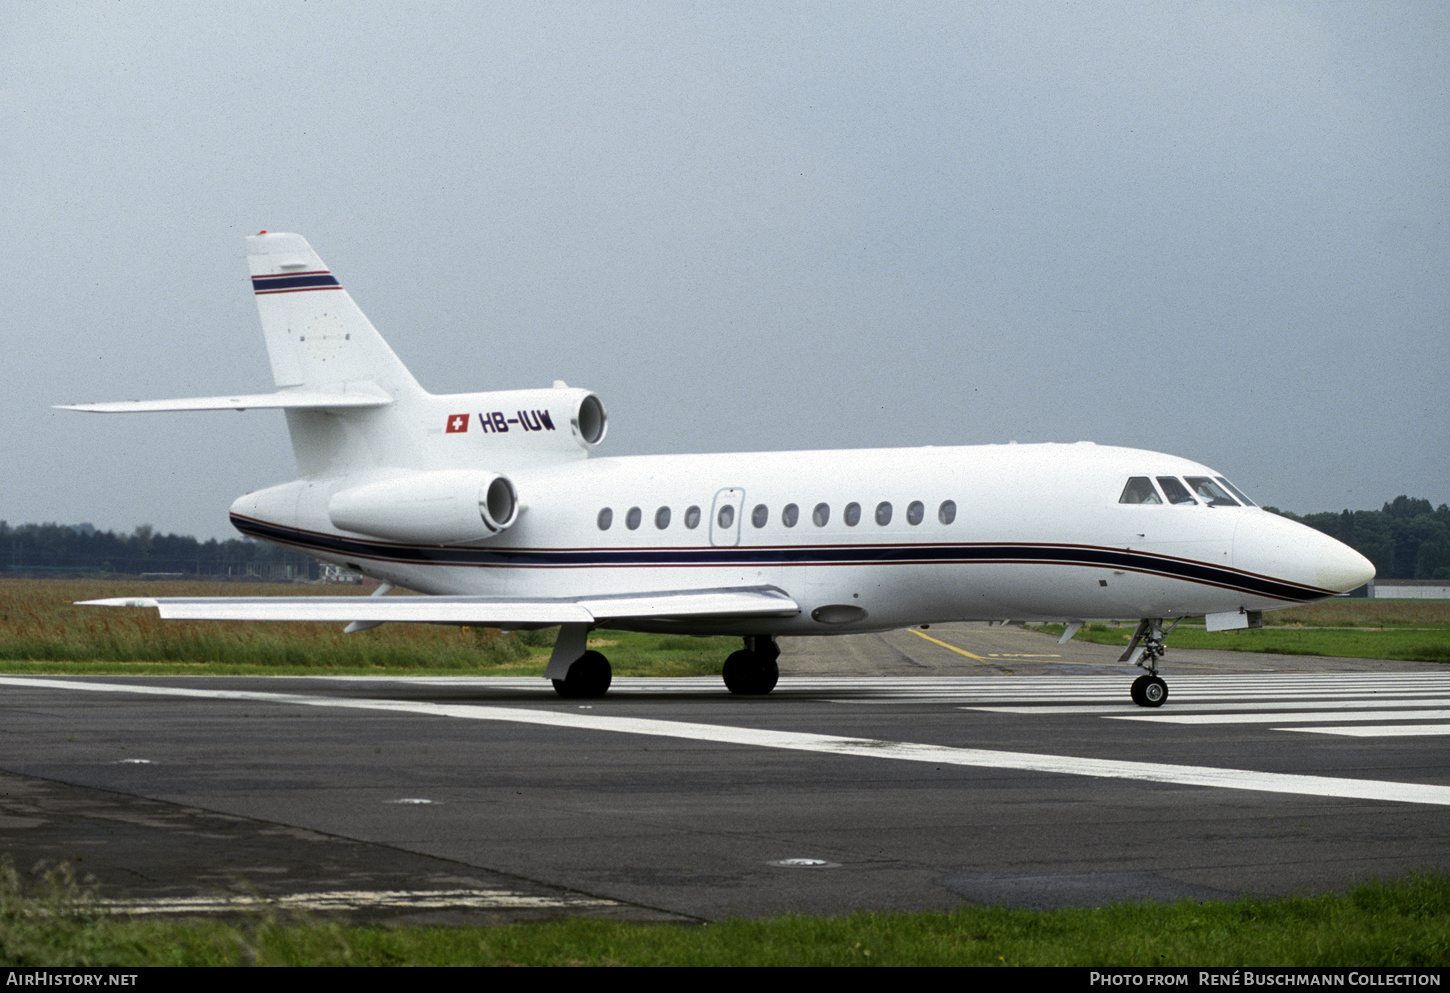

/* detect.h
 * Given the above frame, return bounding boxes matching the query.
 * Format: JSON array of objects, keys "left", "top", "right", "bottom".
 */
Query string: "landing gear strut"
[
  {"left": 1120, "top": 618, "right": 1173, "bottom": 708},
  {"left": 723, "top": 635, "right": 780, "bottom": 695}
]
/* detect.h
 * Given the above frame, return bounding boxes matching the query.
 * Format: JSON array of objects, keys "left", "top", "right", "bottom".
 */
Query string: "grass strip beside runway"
[{"left": 2, "top": 860, "right": 1447, "bottom": 967}]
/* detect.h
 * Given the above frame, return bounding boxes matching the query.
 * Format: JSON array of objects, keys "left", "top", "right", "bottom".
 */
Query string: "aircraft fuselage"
[{"left": 229, "top": 441, "right": 1363, "bottom": 637}]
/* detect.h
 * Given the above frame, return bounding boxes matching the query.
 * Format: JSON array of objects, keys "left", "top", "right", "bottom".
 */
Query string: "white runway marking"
[
  {"left": 1108, "top": 709, "right": 1450, "bottom": 725},
  {"left": 99, "top": 888, "right": 619, "bottom": 915},
  {"left": 5, "top": 676, "right": 1450, "bottom": 807},
  {"left": 1284, "top": 724, "right": 1450, "bottom": 738},
  {"left": 975, "top": 698, "right": 1450, "bottom": 716},
  {"left": 950, "top": 673, "right": 1450, "bottom": 737}
]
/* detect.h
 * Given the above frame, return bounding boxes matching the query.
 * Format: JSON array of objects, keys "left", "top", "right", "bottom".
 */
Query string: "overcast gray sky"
[{"left": 3, "top": 2, "right": 1446, "bottom": 540}]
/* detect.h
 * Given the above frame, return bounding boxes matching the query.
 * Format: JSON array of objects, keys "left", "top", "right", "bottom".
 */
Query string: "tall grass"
[
  {"left": 1268, "top": 599, "right": 1450, "bottom": 628},
  {"left": 0, "top": 578, "right": 550, "bottom": 672}
]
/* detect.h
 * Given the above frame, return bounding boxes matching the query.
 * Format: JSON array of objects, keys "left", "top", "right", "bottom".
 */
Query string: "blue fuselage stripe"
[{"left": 231, "top": 514, "right": 1327, "bottom": 604}]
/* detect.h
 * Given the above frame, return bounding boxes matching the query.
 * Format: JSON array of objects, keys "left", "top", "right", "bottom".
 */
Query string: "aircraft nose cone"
[
  {"left": 1233, "top": 512, "right": 1375, "bottom": 595},
  {"left": 1315, "top": 536, "right": 1376, "bottom": 594}
]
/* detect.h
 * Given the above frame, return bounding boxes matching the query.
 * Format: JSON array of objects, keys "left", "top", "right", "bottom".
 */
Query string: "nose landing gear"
[
  {"left": 1120, "top": 618, "right": 1175, "bottom": 708},
  {"left": 1130, "top": 672, "right": 1168, "bottom": 707}
]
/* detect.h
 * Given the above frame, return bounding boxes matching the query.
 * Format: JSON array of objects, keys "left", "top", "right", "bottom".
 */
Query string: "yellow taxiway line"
[{"left": 909, "top": 628, "right": 988, "bottom": 661}]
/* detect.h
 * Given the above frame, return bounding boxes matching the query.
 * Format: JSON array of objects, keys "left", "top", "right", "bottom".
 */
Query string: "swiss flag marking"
[{"left": 446, "top": 413, "right": 469, "bottom": 433}]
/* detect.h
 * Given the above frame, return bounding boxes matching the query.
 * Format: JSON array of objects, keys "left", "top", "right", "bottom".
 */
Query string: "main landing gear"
[
  {"left": 722, "top": 635, "right": 780, "bottom": 696},
  {"left": 547, "top": 625, "right": 613, "bottom": 699},
  {"left": 552, "top": 649, "right": 612, "bottom": 699},
  {"left": 546, "top": 627, "right": 782, "bottom": 699},
  {"left": 1119, "top": 618, "right": 1176, "bottom": 708}
]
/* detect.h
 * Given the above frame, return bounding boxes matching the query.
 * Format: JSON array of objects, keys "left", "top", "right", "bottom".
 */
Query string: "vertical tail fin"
[
  {"left": 247, "top": 232, "right": 423, "bottom": 399},
  {"left": 247, "top": 232, "right": 425, "bottom": 477}
]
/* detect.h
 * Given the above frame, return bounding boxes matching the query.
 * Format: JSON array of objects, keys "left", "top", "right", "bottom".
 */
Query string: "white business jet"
[{"left": 62, "top": 232, "right": 1375, "bottom": 706}]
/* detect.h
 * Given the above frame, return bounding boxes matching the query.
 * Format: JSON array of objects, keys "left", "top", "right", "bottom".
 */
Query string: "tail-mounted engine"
[
  {"left": 329, "top": 470, "right": 519, "bottom": 545},
  {"left": 435, "top": 387, "right": 607, "bottom": 457}
]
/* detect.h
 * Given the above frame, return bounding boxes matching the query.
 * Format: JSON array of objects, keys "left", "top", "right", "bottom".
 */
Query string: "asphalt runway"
[{"left": 1, "top": 622, "right": 1447, "bottom": 924}]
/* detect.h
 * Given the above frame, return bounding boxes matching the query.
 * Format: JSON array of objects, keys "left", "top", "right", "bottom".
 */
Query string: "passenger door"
[{"left": 709, "top": 487, "right": 745, "bottom": 547}]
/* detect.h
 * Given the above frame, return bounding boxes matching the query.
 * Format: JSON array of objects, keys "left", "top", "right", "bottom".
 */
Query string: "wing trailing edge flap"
[{"left": 78, "top": 586, "right": 800, "bottom": 625}]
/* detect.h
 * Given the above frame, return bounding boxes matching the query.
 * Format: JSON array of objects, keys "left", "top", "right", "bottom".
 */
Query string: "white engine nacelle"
[
  {"left": 328, "top": 470, "right": 519, "bottom": 545},
  {"left": 430, "top": 387, "right": 607, "bottom": 460}
]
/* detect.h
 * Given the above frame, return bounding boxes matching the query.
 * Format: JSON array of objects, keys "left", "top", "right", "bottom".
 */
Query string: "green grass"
[
  {"left": 3, "top": 858, "right": 1448, "bottom": 966},
  {"left": 1166, "top": 626, "right": 1450, "bottom": 664},
  {"left": 1265, "top": 599, "right": 1450, "bottom": 629}
]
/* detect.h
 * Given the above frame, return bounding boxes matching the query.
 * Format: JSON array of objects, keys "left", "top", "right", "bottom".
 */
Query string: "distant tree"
[
  {"left": 0, "top": 523, "right": 318, "bottom": 579},
  {"left": 1384, "top": 495, "right": 1435, "bottom": 519}
]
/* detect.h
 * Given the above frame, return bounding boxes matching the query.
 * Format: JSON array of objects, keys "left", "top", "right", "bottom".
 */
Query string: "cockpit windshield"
[
  {"left": 1184, "top": 476, "right": 1240, "bottom": 507},
  {"left": 1214, "top": 476, "right": 1256, "bottom": 507},
  {"left": 1119, "top": 474, "right": 1259, "bottom": 508}
]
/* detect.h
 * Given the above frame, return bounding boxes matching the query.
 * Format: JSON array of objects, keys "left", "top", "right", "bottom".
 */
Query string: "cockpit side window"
[
  {"left": 1119, "top": 477, "right": 1162, "bottom": 505},
  {"left": 1156, "top": 476, "right": 1198, "bottom": 505},
  {"left": 1185, "top": 476, "right": 1240, "bottom": 507},
  {"left": 1215, "top": 476, "right": 1257, "bottom": 507}
]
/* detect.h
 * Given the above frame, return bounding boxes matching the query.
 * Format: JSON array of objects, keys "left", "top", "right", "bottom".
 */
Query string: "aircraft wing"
[{"left": 78, "top": 586, "right": 800, "bottom": 626}]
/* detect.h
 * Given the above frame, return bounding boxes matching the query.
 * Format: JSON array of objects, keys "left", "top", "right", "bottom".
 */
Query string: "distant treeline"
[
  {"left": 1267, "top": 496, "right": 1450, "bottom": 581},
  {"left": 2, "top": 495, "right": 1447, "bottom": 582},
  {"left": 0, "top": 522, "right": 320, "bottom": 580}
]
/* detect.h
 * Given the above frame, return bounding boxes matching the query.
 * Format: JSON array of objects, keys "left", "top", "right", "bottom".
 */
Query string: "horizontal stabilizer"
[
  {"left": 56, "top": 385, "right": 393, "bottom": 413},
  {"left": 78, "top": 586, "right": 800, "bottom": 625}
]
